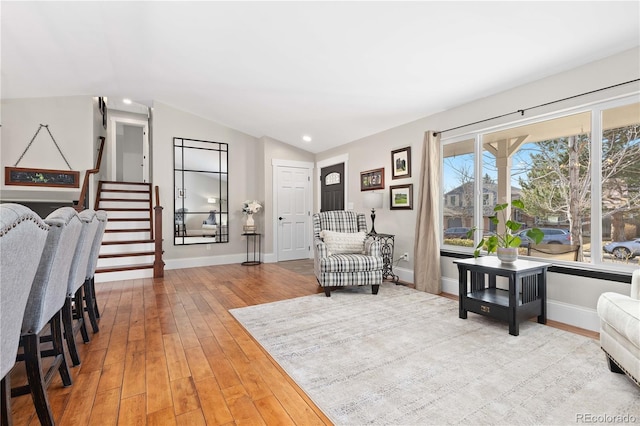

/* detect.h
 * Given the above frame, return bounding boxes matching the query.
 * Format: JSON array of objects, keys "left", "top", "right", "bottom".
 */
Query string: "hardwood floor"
[
  {"left": 9, "top": 261, "right": 598, "bottom": 425},
  {"left": 9, "top": 262, "right": 331, "bottom": 426}
]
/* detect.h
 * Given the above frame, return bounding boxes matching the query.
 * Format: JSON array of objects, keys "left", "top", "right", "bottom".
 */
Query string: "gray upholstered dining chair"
[
  {"left": 12, "top": 207, "right": 82, "bottom": 426},
  {"left": 62, "top": 209, "right": 99, "bottom": 366},
  {"left": 0, "top": 204, "right": 49, "bottom": 426},
  {"left": 84, "top": 210, "right": 108, "bottom": 333}
]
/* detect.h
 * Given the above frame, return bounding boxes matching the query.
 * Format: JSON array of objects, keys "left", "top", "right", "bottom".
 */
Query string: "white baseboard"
[
  {"left": 165, "top": 254, "right": 247, "bottom": 270},
  {"left": 441, "top": 277, "right": 599, "bottom": 332},
  {"left": 394, "top": 266, "right": 414, "bottom": 284}
]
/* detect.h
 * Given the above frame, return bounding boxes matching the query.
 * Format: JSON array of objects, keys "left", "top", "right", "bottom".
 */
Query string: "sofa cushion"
[
  {"left": 320, "top": 230, "right": 366, "bottom": 255},
  {"left": 319, "top": 253, "right": 384, "bottom": 273},
  {"left": 597, "top": 292, "right": 640, "bottom": 351}
]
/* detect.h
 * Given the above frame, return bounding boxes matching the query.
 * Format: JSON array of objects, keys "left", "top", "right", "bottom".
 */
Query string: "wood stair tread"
[
  {"left": 98, "top": 189, "right": 150, "bottom": 194},
  {"left": 99, "top": 251, "right": 155, "bottom": 259},
  {"left": 100, "top": 207, "right": 150, "bottom": 211},
  {"left": 107, "top": 218, "right": 151, "bottom": 222},
  {"left": 96, "top": 263, "right": 154, "bottom": 273},
  {"left": 99, "top": 180, "right": 151, "bottom": 186},
  {"left": 105, "top": 228, "right": 151, "bottom": 233},
  {"left": 99, "top": 198, "right": 150, "bottom": 202},
  {"left": 102, "top": 239, "right": 154, "bottom": 245}
]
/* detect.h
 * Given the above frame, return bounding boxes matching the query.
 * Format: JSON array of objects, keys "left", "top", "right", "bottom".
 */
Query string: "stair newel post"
[{"left": 153, "top": 185, "right": 165, "bottom": 278}]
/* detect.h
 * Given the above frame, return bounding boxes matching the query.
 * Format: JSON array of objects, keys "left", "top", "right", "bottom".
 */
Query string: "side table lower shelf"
[{"left": 241, "top": 233, "right": 262, "bottom": 266}]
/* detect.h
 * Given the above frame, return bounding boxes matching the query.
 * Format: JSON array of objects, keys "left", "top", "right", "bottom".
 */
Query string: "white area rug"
[{"left": 230, "top": 283, "right": 639, "bottom": 425}]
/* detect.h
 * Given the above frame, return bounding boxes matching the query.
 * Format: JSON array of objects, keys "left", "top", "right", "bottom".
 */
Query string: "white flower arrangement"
[{"left": 242, "top": 200, "right": 262, "bottom": 215}]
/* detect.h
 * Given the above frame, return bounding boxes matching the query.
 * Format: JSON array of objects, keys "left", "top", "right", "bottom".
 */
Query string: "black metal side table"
[
  {"left": 370, "top": 233, "right": 399, "bottom": 283},
  {"left": 242, "top": 233, "right": 261, "bottom": 266}
]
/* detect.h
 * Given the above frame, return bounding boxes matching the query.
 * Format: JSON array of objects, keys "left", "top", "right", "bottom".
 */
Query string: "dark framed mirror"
[{"left": 174, "top": 137, "right": 228, "bottom": 245}]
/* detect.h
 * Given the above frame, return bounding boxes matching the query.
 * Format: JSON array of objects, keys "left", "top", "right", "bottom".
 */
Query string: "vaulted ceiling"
[{"left": 2, "top": 1, "right": 638, "bottom": 153}]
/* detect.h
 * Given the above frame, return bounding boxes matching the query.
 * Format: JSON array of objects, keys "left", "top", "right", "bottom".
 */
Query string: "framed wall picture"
[
  {"left": 390, "top": 184, "right": 413, "bottom": 210},
  {"left": 360, "top": 168, "right": 385, "bottom": 191},
  {"left": 5, "top": 167, "right": 80, "bottom": 188},
  {"left": 391, "top": 146, "right": 411, "bottom": 179}
]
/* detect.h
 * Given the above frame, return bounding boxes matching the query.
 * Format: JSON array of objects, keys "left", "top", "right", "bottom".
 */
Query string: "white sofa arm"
[{"left": 631, "top": 269, "right": 640, "bottom": 300}]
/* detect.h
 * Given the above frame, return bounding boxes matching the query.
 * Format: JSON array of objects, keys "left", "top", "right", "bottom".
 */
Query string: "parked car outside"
[
  {"left": 603, "top": 238, "right": 640, "bottom": 259},
  {"left": 516, "top": 228, "right": 572, "bottom": 245},
  {"left": 444, "top": 227, "right": 471, "bottom": 239}
]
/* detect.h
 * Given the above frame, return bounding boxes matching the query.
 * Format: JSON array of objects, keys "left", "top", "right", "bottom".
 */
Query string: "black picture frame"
[
  {"left": 360, "top": 168, "right": 385, "bottom": 191},
  {"left": 390, "top": 184, "right": 413, "bottom": 210},
  {"left": 391, "top": 146, "right": 411, "bottom": 179}
]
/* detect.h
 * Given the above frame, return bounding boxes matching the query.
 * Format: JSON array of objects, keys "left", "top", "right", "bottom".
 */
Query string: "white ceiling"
[{"left": 2, "top": 1, "right": 638, "bottom": 153}]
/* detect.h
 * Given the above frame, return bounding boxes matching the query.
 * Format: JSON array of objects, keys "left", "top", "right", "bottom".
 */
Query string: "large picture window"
[{"left": 441, "top": 97, "right": 639, "bottom": 271}]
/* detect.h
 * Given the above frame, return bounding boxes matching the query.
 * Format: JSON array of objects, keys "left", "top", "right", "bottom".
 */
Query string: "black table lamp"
[{"left": 363, "top": 192, "right": 383, "bottom": 234}]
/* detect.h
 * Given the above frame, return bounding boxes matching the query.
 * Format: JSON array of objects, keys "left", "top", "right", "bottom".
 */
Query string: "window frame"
[{"left": 440, "top": 93, "right": 640, "bottom": 273}]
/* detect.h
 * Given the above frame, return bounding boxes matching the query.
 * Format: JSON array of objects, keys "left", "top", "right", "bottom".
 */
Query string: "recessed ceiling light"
[
  {"left": 123, "top": 98, "right": 132, "bottom": 104},
  {"left": 302, "top": 135, "right": 312, "bottom": 142}
]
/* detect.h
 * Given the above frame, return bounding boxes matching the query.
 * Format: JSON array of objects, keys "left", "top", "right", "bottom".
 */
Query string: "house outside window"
[{"left": 441, "top": 97, "right": 640, "bottom": 271}]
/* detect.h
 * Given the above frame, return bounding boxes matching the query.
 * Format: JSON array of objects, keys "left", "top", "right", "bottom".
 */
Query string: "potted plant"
[{"left": 466, "top": 199, "right": 544, "bottom": 263}]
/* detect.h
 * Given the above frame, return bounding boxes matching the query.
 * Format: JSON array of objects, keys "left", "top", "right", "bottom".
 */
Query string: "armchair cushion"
[
  {"left": 320, "top": 230, "right": 366, "bottom": 255},
  {"left": 318, "top": 253, "right": 384, "bottom": 273}
]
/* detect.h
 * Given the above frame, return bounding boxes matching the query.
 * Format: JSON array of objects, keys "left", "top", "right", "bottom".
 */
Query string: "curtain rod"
[{"left": 432, "top": 78, "right": 640, "bottom": 137}]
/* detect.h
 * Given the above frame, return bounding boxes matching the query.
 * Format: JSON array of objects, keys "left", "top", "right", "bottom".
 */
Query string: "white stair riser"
[
  {"left": 106, "top": 221, "right": 151, "bottom": 230},
  {"left": 103, "top": 231, "right": 150, "bottom": 242},
  {"left": 100, "top": 242, "right": 155, "bottom": 255},
  {"left": 99, "top": 201, "right": 150, "bottom": 209},
  {"left": 98, "top": 255, "right": 155, "bottom": 268},
  {"left": 100, "top": 191, "right": 150, "bottom": 200},
  {"left": 95, "top": 268, "right": 153, "bottom": 283},
  {"left": 103, "top": 211, "right": 149, "bottom": 220},
  {"left": 101, "top": 183, "right": 150, "bottom": 192}
]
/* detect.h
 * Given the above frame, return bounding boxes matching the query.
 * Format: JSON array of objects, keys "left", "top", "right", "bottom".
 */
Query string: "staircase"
[{"left": 94, "top": 181, "right": 156, "bottom": 282}]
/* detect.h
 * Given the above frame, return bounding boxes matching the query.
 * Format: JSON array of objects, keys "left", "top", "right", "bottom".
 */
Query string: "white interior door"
[{"left": 276, "top": 165, "right": 311, "bottom": 261}]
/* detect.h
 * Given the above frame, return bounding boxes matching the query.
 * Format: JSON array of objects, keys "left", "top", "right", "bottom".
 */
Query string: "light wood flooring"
[
  {"left": 8, "top": 261, "right": 598, "bottom": 425},
  {"left": 9, "top": 262, "right": 330, "bottom": 426}
]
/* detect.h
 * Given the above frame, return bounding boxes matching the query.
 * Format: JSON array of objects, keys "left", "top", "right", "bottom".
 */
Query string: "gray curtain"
[{"left": 413, "top": 131, "right": 441, "bottom": 294}]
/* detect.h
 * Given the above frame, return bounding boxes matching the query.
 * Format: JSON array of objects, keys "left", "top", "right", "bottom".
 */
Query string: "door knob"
[{"left": 278, "top": 217, "right": 284, "bottom": 220}]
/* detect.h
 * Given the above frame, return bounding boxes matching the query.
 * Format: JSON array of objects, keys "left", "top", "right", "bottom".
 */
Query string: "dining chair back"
[
  {"left": 16, "top": 207, "right": 82, "bottom": 426},
  {"left": 84, "top": 210, "right": 107, "bottom": 332},
  {"left": 0, "top": 204, "right": 48, "bottom": 426},
  {"left": 62, "top": 209, "right": 99, "bottom": 366}
]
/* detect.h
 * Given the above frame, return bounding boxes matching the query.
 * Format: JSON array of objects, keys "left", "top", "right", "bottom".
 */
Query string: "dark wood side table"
[
  {"left": 369, "top": 233, "right": 399, "bottom": 283},
  {"left": 241, "top": 233, "right": 261, "bottom": 266},
  {"left": 454, "top": 256, "right": 550, "bottom": 336}
]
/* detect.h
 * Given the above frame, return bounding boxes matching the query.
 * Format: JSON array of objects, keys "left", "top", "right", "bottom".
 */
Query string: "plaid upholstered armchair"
[{"left": 312, "top": 211, "right": 384, "bottom": 297}]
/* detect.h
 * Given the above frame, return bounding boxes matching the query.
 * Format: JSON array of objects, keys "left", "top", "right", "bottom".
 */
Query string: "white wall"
[
  {"left": 315, "top": 47, "right": 640, "bottom": 331},
  {"left": 1, "top": 96, "right": 95, "bottom": 202}
]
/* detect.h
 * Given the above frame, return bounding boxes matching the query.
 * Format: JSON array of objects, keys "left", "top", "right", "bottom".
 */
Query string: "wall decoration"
[
  {"left": 391, "top": 146, "right": 411, "bottom": 179},
  {"left": 390, "top": 184, "right": 413, "bottom": 210},
  {"left": 5, "top": 167, "right": 80, "bottom": 188},
  {"left": 360, "top": 168, "right": 385, "bottom": 191},
  {"left": 98, "top": 97, "right": 107, "bottom": 129}
]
